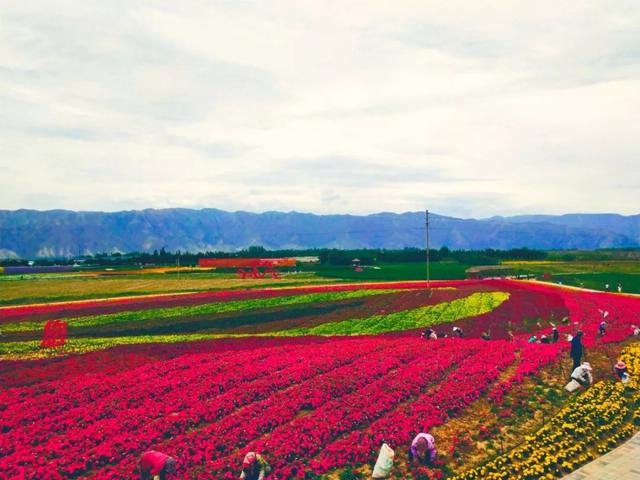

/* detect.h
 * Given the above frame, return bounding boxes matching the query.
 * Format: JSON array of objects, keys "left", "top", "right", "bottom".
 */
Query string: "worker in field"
[
  {"left": 138, "top": 450, "right": 177, "bottom": 480},
  {"left": 452, "top": 326, "right": 464, "bottom": 338},
  {"left": 598, "top": 320, "right": 607, "bottom": 337},
  {"left": 613, "top": 360, "right": 628, "bottom": 381},
  {"left": 570, "top": 362, "right": 593, "bottom": 388},
  {"left": 551, "top": 324, "right": 559, "bottom": 343},
  {"left": 409, "top": 432, "right": 437, "bottom": 467},
  {"left": 421, "top": 328, "right": 437, "bottom": 340},
  {"left": 570, "top": 330, "right": 584, "bottom": 370},
  {"left": 539, "top": 334, "right": 550, "bottom": 344},
  {"left": 240, "top": 451, "right": 271, "bottom": 480}
]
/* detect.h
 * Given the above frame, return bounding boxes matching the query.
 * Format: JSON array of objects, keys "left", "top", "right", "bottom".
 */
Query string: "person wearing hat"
[
  {"left": 570, "top": 331, "right": 584, "bottom": 370},
  {"left": 452, "top": 326, "right": 464, "bottom": 338},
  {"left": 408, "top": 432, "right": 437, "bottom": 467},
  {"left": 240, "top": 452, "right": 271, "bottom": 480},
  {"left": 570, "top": 362, "right": 593, "bottom": 388},
  {"left": 138, "top": 450, "right": 176, "bottom": 480},
  {"left": 614, "top": 360, "right": 628, "bottom": 380}
]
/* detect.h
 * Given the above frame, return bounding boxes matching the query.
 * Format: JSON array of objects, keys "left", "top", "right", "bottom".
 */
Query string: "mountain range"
[{"left": 0, "top": 209, "right": 638, "bottom": 258}]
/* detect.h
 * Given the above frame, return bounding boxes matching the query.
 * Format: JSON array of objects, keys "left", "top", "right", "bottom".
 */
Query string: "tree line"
[{"left": 0, "top": 246, "right": 548, "bottom": 267}]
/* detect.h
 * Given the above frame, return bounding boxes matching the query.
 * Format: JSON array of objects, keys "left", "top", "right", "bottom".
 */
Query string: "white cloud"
[{"left": 1, "top": 0, "right": 639, "bottom": 218}]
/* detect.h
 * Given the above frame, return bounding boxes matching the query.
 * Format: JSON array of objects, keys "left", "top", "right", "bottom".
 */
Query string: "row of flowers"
[
  {"left": 0, "top": 337, "right": 514, "bottom": 479},
  {"left": 451, "top": 341, "right": 640, "bottom": 480},
  {"left": 1, "top": 337, "right": 372, "bottom": 437},
  {"left": 0, "top": 334, "right": 239, "bottom": 360},
  {"left": 508, "top": 280, "right": 640, "bottom": 346},
  {"left": 1, "top": 281, "right": 637, "bottom": 479},
  {"left": 619, "top": 342, "right": 640, "bottom": 426},
  {"left": 0, "top": 337, "right": 413, "bottom": 478},
  {"left": 0, "top": 335, "right": 331, "bottom": 387},
  {"left": 279, "top": 291, "right": 510, "bottom": 336},
  {"left": 91, "top": 338, "right": 447, "bottom": 478},
  {"left": 9, "top": 279, "right": 630, "bottom": 362},
  {"left": 488, "top": 342, "right": 565, "bottom": 404},
  {"left": 450, "top": 282, "right": 568, "bottom": 340},
  {"left": 0, "top": 280, "right": 468, "bottom": 322},
  {"left": 2, "top": 289, "right": 409, "bottom": 333},
  {"left": 304, "top": 340, "right": 519, "bottom": 479},
  {"left": 0, "top": 331, "right": 347, "bottom": 361},
  {"left": 1, "top": 341, "right": 309, "bottom": 443},
  {"left": 212, "top": 340, "right": 486, "bottom": 478}
]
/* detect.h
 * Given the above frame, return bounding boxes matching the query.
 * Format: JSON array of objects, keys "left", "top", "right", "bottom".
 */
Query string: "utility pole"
[{"left": 425, "top": 209, "right": 430, "bottom": 288}]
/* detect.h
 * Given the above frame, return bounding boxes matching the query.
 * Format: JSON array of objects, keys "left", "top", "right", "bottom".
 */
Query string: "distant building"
[
  {"left": 294, "top": 256, "right": 319, "bottom": 263},
  {"left": 198, "top": 258, "right": 297, "bottom": 268}
]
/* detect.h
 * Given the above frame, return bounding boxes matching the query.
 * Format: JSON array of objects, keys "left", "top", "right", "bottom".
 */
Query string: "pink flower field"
[{"left": 0, "top": 279, "right": 638, "bottom": 479}]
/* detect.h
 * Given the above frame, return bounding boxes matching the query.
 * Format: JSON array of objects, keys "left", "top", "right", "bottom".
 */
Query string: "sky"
[{"left": 1, "top": 1, "right": 639, "bottom": 219}]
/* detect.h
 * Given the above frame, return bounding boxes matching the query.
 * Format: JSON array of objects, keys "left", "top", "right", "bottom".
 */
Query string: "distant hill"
[
  {"left": 487, "top": 214, "right": 640, "bottom": 244},
  {"left": 0, "top": 209, "right": 638, "bottom": 258}
]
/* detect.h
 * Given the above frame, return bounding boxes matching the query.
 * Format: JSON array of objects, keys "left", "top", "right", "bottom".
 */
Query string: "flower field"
[
  {"left": 0, "top": 288, "right": 409, "bottom": 333},
  {"left": 0, "top": 278, "right": 638, "bottom": 479},
  {"left": 452, "top": 341, "right": 640, "bottom": 480},
  {"left": 0, "top": 281, "right": 466, "bottom": 322}
]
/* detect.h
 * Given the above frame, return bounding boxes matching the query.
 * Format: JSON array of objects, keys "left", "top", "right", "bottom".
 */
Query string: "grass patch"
[
  {"left": 301, "top": 262, "right": 470, "bottom": 281},
  {"left": 503, "top": 260, "right": 640, "bottom": 276},
  {"left": 550, "top": 272, "right": 640, "bottom": 294}
]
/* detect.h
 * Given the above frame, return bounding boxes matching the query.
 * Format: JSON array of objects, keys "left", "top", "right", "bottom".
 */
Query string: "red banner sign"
[{"left": 41, "top": 320, "right": 68, "bottom": 348}]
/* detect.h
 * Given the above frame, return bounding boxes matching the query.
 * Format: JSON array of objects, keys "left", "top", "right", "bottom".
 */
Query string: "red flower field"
[{"left": 0, "top": 279, "right": 638, "bottom": 479}]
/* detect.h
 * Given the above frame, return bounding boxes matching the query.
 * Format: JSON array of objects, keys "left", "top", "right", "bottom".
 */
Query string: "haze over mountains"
[{"left": 0, "top": 209, "right": 638, "bottom": 258}]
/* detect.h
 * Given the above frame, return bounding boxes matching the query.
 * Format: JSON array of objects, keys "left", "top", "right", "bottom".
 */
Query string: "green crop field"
[
  {"left": 502, "top": 260, "right": 640, "bottom": 293},
  {"left": 300, "top": 261, "right": 470, "bottom": 281},
  {"left": 549, "top": 273, "right": 640, "bottom": 294},
  {"left": 0, "top": 262, "right": 470, "bottom": 306},
  {"left": 503, "top": 260, "right": 640, "bottom": 275}
]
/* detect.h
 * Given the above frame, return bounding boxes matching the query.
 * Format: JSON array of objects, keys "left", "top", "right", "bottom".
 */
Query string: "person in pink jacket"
[
  {"left": 138, "top": 450, "right": 176, "bottom": 480},
  {"left": 408, "top": 433, "right": 437, "bottom": 467}
]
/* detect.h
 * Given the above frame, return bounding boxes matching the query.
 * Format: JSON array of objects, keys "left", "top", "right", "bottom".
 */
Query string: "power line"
[{"left": 425, "top": 209, "right": 430, "bottom": 288}]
